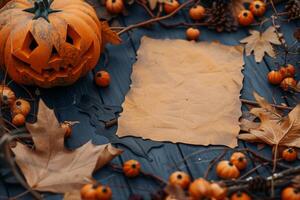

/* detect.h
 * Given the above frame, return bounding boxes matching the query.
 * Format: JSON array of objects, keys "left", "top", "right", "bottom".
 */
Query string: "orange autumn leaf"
[
  {"left": 239, "top": 92, "right": 300, "bottom": 148},
  {"left": 11, "top": 100, "right": 122, "bottom": 193},
  {"left": 101, "top": 21, "right": 122, "bottom": 45}
]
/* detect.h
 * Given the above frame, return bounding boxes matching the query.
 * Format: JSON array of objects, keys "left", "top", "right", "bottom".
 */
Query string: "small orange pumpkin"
[
  {"left": 0, "top": 0, "right": 102, "bottom": 88},
  {"left": 189, "top": 5, "right": 206, "bottom": 21},
  {"left": 186, "top": 28, "right": 200, "bottom": 41},
  {"left": 230, "top": 152, "right": 247, "bottom": 170},
  {"left": 282, "top": 147, "right": 298, "bottom": 162},
  {"left": 80, "top": 184, "right": 97, "bottom": 200},
  {"left": 169, "top": 171, "right": 191, "bottom": 189},
  {"left": 0, "top": 85, "right": 16, "bottom": 106},
  {"left": 230, "top": 191, "right": 252, "bottom": 200},
  {"left": 250, "top": 1, "right": 266, "bottom": 17},
  {"left": 210, "top": 183, "right": 227, "bottom": 200},
  {"left": 238, "top": 10, "right": 254, "bottom": 26},
  {"left": 216, "top": 160, "right": 240, "bottom": 180},
  {"left": 61, "top": 121, "right": 72, "bottom": 138},
  {"left": 95, "top": 71, "right": 111, "bottom": 87},
  {"left": 282, "top": 187, "right": 300, "bottom": 200},
  {"left": 268, "top": 70, "right": 283, "bottom": 85},
  {"left": 164, "top": 0, "right": 180, "bottom": 14},
  {"left": 106, "top": 0, "right": 124, "bottom": 14},
  {"left": 95, "top": 185, "right": 112, "bottom": 200},
  {"left": 12, "top": 113, "right": 26, "bottom": 126},
  {"left": 123, "top": 159, "right": 141, "bottom": 178},
  {"left": 188, "top": 178, "right": 212, "bottom": 199},
  {"left": 12, "top": 99, "right": 31, "bottom": 117},
  {"left": 280, "top": 77, "right": 297, "bottom": 91},
  {"left": 286, "top": 64, "right": 296, "bottom": 77}
]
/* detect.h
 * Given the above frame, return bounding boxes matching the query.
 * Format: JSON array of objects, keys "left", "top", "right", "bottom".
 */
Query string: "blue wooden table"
[{"left": 0, "top": 1, "right": 299, "bottom": 199}]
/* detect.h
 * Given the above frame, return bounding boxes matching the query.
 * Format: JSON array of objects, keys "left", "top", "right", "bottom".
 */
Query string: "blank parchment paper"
[{"left": 117, "top": 37, "right": 244, "bottom": 147}]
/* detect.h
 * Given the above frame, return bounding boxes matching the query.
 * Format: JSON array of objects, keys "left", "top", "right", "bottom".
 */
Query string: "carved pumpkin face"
[{"left": 0, "top": 0, "right": 101, "bottom": 88}]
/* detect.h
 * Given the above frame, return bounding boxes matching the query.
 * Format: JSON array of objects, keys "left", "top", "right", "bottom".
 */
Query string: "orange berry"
[
  {"left": 12, "top": 99, "right": 31, "bottom": 117},
  {"left": 281, "top": 187, "right": 300, "bottom": 200},
  {"left": 282, "top": 148, "right": 298, "bottom": 162},
  {"left": 189, "top": 5, "right": 206, "bottom": 21},
  {"left": 250, "top": 1, "right": 266, "bottom": 17},
  {"left": 238, "top": 10, "right": 254, "bottom": 26},
  {"left": 230, "top": 191, "right": 252, "bottom": 200},
  {"left": 164, "top": 0, "right": 180, "bottom": 14},
  {"left": 80, "top": 184, "right": 97, "bottom": 200},
  {"left": 95, "top": 71, "right": 111, "bottom": 87},
  {"left": 106, "top": 0, "right": 124, "bottom": 14},
  {"left": 123, "top": 160, "right": 141, "bottom": 177},
  {"left": 186, "top": 27, "right": 200, "bottom": 41},
  {"left": 268, "top": 70, "right": 283, "bottom": 85},
  {"left": 216, "top": 160, "right": 240, "bottom": 180},
  {"left": 280, "top": 77, "right": 297, "bottom": 91},
  {"left": 12, "top": 113, "right": 26, "bottom": 127},
  {"left": 95, "top": 185, "right": 112, "bottom": 200},
  {"left": 230, "top": 152, "right": 247, "bottom": 170},
  {"left": 169, "top": 171, "right": 191, "bottom": 189},
  {"left": 188, "top": 178, "right": 212, "bottom": 199}
]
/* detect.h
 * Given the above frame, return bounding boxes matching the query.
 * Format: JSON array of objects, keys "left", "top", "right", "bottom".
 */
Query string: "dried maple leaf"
[
  {"left": 11, "top": 100, "right": 122, "bottom": 193},
  {"left": 239, "top": 93, "right": 300, "bottom": 149},
  {"left": 240, "top": 26, "right": 282, "bottom": 62}
]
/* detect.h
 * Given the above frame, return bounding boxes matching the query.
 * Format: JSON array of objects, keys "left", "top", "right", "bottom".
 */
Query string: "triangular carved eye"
[
  {"left": 66, "top": 25, "right": 81, "bottom": 48},
  {"left": 21, "top": 31, "right": 38, "bottom": 56},
  {"left": 50, "top": 46, "right": 60, "bottom": 58}
]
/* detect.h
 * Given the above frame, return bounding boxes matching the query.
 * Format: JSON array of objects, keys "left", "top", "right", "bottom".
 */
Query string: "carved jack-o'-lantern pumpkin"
[{"left": 0, "top": 0, "right": 102, "bottom": 88}]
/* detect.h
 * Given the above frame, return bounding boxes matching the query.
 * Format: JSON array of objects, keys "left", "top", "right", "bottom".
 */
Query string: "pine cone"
[
  {"left": 205, "top": 0, "right": 238, "bottom": 32},
  {"left": 286, "top": 0, "right": 300, "bottom": 21}
]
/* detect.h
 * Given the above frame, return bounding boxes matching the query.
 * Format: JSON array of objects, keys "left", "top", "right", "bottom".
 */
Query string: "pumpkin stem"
[{"left": 23, "top": 0, "right": 61, "bottom": 22}]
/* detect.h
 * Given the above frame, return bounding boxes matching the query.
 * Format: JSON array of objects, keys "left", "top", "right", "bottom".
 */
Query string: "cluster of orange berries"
[
  {"left": 186, "top": 4, "right": 206, "bottom": 41},
  {"left": 81, "top": 183, "right": 113, "bottom": 200},
  {"left": 0, "top": 85, "right": 31, "bottom": 127},
  {"left": 238, "top": 0, "right": 266, "bottom": 26},
  {"left": 267, "top": 64, "right": 297, "bottom": 91}
]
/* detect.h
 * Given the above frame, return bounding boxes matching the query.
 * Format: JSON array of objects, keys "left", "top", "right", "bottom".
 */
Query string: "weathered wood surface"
[{"left": 0, "top": 2, "right": 299, "bottom": 200}]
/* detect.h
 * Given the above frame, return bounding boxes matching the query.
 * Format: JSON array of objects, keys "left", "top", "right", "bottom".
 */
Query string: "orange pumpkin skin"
[
  {"left": 106, "top": 0, "right": 124, "bottom": 14},
  {"left": 123, "top": 160, "right": 141, "bottom": 178},
  {"left": 0, "top": 0, "right": 101, "bottom": 88},
  {"left": 280, "top": 77, "right": 297, "bottom": 91},
  {"left": 268, "top": 70, "right": 283, "bottom": 85},
  {"left": 238, "top": 10, "right": 254, "bottom": 26},
  {"left": 169, "top": 171, "right": 191, "bottom": 189},
  {"left": 0, "top": 85, "right": 15, "bottom": 106},
  {"left": 230, "top": 192, "right": 251, "bottom": 200},
  {"left": 188, "top": 178, "right": 212, "bottom": 199},
  {"left": 282, "top": 148, "right": 298, "bottom": 162},
  {"left": 81, "top": 184, "right": 97, "bottom": 200},
  {"left": 230, "top": 152, "right": 247, "bottom": 170},
  {"left": 95, "top": 71, "right": 111, "bottom": 87},
  {"left": 189, "top": 5, "right": 206, "bottom": 21},
  {"left": 164, "top": 0, "right": 180, "bottom": 14},
  {"left": 282, "top": 187, "right": 300, "bottom": 200},
  {"left": 216, "top": 160, "right": 240, "bottom": 180},
  {"left": 12, "top": 99, "right": 31, "bottom": 117},
  {"left": 250, "top": 1, "right": 266, "bottom": 17},
  {"left": 186, "top": 28, "right": 200, "bottom": 41},
  {"left": 95, "top": 185, "right": 112, "bottom": 200},
  {"left": 12, "top": 113, "right": 26, "bottom": 126},
  {"left": 210, "top": 183, "right": 227, "bottom": 200}
]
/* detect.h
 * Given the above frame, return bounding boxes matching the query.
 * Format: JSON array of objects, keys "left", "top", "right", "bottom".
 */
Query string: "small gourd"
[
  {"left": 186, "top": 27, "right": 200, "bottom": 41},
  {"left": 12, "top": 99, "right": 31, "bottom": 117},
  {"left": 164, "top": 0, "right": 180, "bottom": 14},
  {"left": 189, "top": 5, "right": 206, "bottom": 21},
  {"left": 280, "top": 77, "right": 297, "bottom": 91},
  {"left": 12, "top": 113, "right": 26, "bottom": 127},
  {"left": 81, "top": 184, "right": 97, "bottom": 200},
  {"left": 216, "top": 160, "right": 240, "bottom": 180},
  {"left": 268, "top": 70, "right": 283, "bottom": 85},
  {"left": 123, "top": 159, "right": 141, "bottom": 178},
  {"left": 210, "top": 182, "right": 227, "bottom": 200},
  {"left": 230, "top": 191, "right": 252, "bottom": 200},
  {"left": 250, "top": 1, "right": 266, "bottom": 17},
  {"left": 169, "top": 171, "right": 191, "bottom": 189},
  {"left": 238, "top": 10, "right": 254, "bottom": 26},
  {"left": 95, "top": 71, "right": 111, "bottom": 87},
  {"left": 282, "top": 147, "right": 298, "bottom": 162},
  {"left": 0, "top": 85, "right": 16, "bottom": 106},
  {"left": 230, "top": 152, "right": 247, "bottom": 170},
  {"left": 95, "top": 185, "right": 112, "bottom": 200},
  {"left": 106, "top": 0, "right": 124, "bottom": 14},
  {"left": 188, "top": 178, "right": 212, "bottom": 199},
  {"left": 281, "top": 187, "right": 300, "bottom": 200}
]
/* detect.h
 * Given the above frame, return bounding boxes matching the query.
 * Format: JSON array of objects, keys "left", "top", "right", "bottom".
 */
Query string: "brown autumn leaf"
[
  {"left": 11, "top": 100, "right": 123, "bottom": 193},
  {"left": 239, "top": 93, "right": 300, "bottom": 148},
  {"left": 240, "top": 26, "right": 282, "bottom": 62},
  {"left": 101, "top": 21, "right": 122, "bottom": 45}
]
